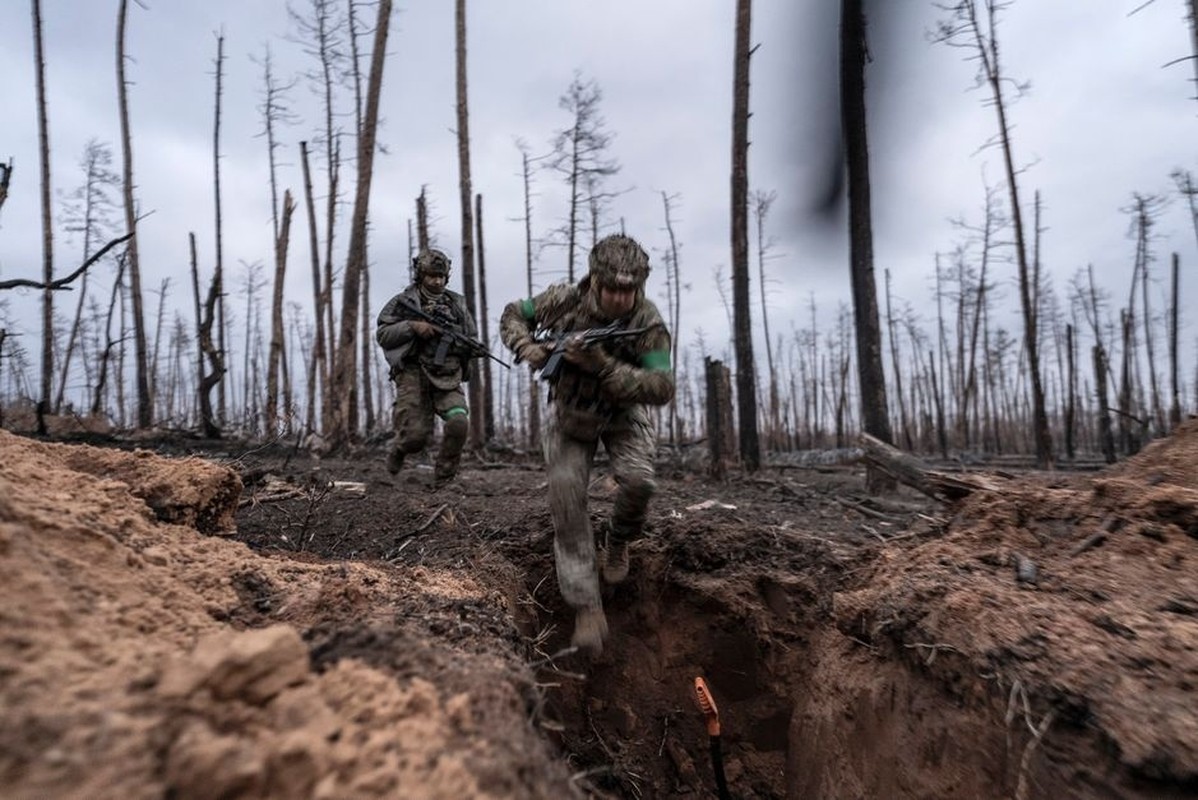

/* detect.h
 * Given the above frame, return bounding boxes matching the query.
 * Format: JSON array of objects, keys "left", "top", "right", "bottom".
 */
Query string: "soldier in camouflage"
[
  {"left": 499, "top": 234, "right": 674, "bottom": 657},
  {"left": 376, "top": 248, "right": 477, "bottom": 485}
]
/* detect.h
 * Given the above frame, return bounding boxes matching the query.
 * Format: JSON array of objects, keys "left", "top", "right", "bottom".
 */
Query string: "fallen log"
[{"left": 859, "top": 433, "right": 1006, "bottom": 502}]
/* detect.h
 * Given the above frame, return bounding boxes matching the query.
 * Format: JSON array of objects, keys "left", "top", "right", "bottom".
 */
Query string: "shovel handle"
[{"left": 694, "top": 676, "right": 721, "bottom": 736}]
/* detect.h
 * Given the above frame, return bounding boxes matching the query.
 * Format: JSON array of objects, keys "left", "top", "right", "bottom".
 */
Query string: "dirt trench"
[
  {"left": 509, "top": 532, "right": 1193, "bottom": 800},
  {"left": 227, "top": 442, "right": 1198, "bottom": 800}
]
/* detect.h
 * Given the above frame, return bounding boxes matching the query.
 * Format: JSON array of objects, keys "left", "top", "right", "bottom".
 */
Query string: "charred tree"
[
  {"left": 730, "top": 0, "right": 761, "bottom": 471},
  {"left": 455, "top": 0, "right": 484, "bottom": 447},
  {"left": 116, "top": 0, "right": 152, "bottom": 429},
  {"left": 752, "top": 190, "right": 781, "bottom": 448},
  {"left": 1064, "top": 323, "right": 1076, "bottom": 460},
  {"left": 189, "top": 233, "right": 222, "bottom": 438},
  {"left": 55, "top": 141, "right": 120, "bottom": 414},
  {"left": 267, "top": 191, "right": 296, "bottom": 435},
  {"left": 661, "top": 190, "right": 684, "bottom": 446},
  {"left": 706, "top": 357, "right": 734, "bottom": 481},
  {"left": 210, "top": 31, "right": 228, "bottom": 427},
  {"left": 475, "top": 193, "right": 495, "bottom": 441},
  {"left": 1168, "top": 252, "right": 1181, "bottom": 428},
  {"left": 937, "top": 0, "right": 1052, "bottom": 467},
  {"left": 842, "top": 0, "right": 894, "bottom": 488},
  {"left": 548, "top": 74, "right": 621, "bottom": 282},
  {"left": 32, "top": 0, "right": 55, "bottom": 433},
  {"left": 516, "top": 141, "right": 541, "bottom": 448},
  {"left": 328, "top": 0, "right": 390, "bottom": 448},
  {"left": 300, "top": 141, "right": 327, "bottom": 436}
]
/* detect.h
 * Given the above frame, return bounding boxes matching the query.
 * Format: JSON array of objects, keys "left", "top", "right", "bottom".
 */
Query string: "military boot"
[
  {"left": 571, "top": 606, "right": 608, "bottom": 658},
  {"left": 386, "top": 447, "right": 405, "bottom": 475},
  {"left": 599, "top": 541, "right": 630, "bottom": 584},
  {"left": 434, "top": 414, "right": 469, "bottom": 485}
]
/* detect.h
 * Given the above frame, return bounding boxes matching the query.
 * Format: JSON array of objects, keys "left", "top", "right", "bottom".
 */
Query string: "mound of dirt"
[
  {"left": 0, "top": 429, "right": 573, "bottom": 799},
  {"left": 836, "top": 422, "right": 1198, "bottom": 794}
]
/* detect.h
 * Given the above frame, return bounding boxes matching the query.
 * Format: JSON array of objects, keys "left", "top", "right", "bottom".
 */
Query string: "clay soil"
[{"left": 1, "top": 419, "right": 1195, "bottom": 799}]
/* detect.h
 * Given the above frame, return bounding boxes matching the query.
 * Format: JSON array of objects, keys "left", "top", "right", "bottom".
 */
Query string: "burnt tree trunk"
[
  {"left": 706, "top": 357, "right": 734, "bottom": 481},
  {"left": 116, "top": 0, "right": 151, "bottom": 429},
  {"left": 455, "top": 0, "right": 484, "bottom": 448},
  {"left": 842, "top": 0, "right": 894, "bottom": 490},
  {"left": 1064, "top": 323, "right": 1076, "bottom": 460},
  {"left": 476, "top": 192, "right": 495, "bottom": 442},
  {"left": 329, "top": 0, "right": 392, "bottom": 449},
  {"left": 1093, "top": 344, "right": 1116, "bottom": 464},
  {"left": 730, "top": 0, "right": 760, "bottom": 471},
  {"left": 267, "top": 190, "right": 295, "bottom": 435},
  {"left": 300, "top": 141, "right": 327, "bottom": 437},
  {"left": 32, "top": 0, "right": 55, "bottom": 433}
]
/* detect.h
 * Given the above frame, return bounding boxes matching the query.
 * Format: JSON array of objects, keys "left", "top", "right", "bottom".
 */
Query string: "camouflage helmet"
[
  {"left": 588, "top": 234, "right": 650, "bottom": 290},
  {"left": 413, "top": 248, "right": 451, "bottom": 278}
]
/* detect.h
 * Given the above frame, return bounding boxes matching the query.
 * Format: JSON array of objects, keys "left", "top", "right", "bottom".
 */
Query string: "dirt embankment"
[{"left": 1, "top": 421, "right": 1195, "bottom": 799}]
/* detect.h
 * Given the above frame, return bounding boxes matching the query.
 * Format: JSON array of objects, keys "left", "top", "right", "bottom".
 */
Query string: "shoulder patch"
[{"left": 640, "top": 349, "right": 671, "bottom": 372}]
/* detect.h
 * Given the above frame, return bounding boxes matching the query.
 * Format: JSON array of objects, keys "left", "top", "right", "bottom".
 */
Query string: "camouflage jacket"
[
  {"left": 500, "top": 279, "right": 674, "bottom": 439},
  {"left": 376, "top": 284, "right": 478, "bottom": 387}
]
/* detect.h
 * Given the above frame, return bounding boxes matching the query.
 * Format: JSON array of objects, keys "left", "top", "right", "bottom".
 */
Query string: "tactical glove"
[
  {"left": 410, "top": 320, "right": 438, "bottom": 338},
  {"left": 518, "top": 341, "right": 551, "bottom": 370},
  {"left": 562, "top": 337, "right": 612, "bottom": 374}
]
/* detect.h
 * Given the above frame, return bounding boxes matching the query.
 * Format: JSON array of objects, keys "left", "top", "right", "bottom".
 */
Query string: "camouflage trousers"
[
  {"left": 544, "top": 404, "right": 657, "bottom": 611},
  {"left": 390, "top": 367, "right": 469, "bottom": 480}
]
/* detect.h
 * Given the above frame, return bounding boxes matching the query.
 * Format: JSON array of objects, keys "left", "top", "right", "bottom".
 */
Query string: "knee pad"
[
  {"left": 442, "top": 413, "right": 468, "bottom": 447},
  {"left": 621, "top": 475, "right": 657, "bottom": 503}
]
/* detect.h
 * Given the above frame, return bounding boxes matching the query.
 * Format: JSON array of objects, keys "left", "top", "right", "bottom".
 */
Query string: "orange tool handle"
[{"left": 694, "top": 676, "right": 721, "bottom": 737}]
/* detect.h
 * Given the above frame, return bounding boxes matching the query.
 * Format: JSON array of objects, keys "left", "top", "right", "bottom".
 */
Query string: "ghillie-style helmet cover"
[
  {"left": 588, "top": 234, "right": 650, "bottom": 290},
  {"left": 413, "top": 248, "right": 452, "bottom": 278}
]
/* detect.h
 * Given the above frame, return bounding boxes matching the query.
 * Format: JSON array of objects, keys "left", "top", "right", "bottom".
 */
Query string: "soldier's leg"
[
  {"left": 432, "top": 387, "right": 469, "bottom": 483},
  {"left": 389, "top": 370, "right": 434, "bottom": 473},
  {"left": 599, "top": 407, "right": 658, "bottom": 584},
  {"left": 544, "top": 412, "right": 606, "bottom": 655}
]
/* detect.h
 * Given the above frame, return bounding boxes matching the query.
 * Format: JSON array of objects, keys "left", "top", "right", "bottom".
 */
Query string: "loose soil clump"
[{"left": 0, "top": 421, "right": 1195, "bottom": 798}]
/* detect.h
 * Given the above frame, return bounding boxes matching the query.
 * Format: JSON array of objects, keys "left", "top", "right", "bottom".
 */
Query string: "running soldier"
[
  {"left": 499, "top": 234, "right": 674, "bottom": 656},
  {"left": 376, "top": 248, "right": 477, "bottom": 486}
]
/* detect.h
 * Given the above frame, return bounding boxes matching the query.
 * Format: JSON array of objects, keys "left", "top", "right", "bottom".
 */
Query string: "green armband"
[
  {"left": 520, "top": 298, "right": 536, "bottom": 320},
  {"left": 640, "top": 349, "right": 671, "bottom": 372}
]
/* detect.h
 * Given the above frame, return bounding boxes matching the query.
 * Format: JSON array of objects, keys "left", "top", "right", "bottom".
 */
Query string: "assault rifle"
[
  {"left": 394, "top": 296, "right": 511, "bottom": 369},
  {"left": 532, "top": 321, "right": 660, "bottom": 382}
]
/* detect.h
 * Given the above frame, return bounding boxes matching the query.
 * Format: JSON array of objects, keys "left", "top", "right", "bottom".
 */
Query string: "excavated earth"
[{"left": 0, "top": 418, "right": 1196, "bottom": 799}]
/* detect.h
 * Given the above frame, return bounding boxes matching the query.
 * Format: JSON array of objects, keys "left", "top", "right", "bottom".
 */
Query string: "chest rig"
[
  {"left": 545, "top": 301, "right": 639, "bottom": 416},
  {"left": 414, "top": 292, "right": 465, "bottom": 377}
]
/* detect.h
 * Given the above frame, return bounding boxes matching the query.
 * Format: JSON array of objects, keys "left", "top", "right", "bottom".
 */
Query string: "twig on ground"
[
  {"left": 847, "top": 635, "right": 879, "bottom": 654},
  {"left": 834, "top": 496, "right": 902, "bottom": 522},
  {"left": 529, "top": 646, "right": 578, "bottom": 669},
  {"left": 1069, "top": 531, "right": 1107, "bottom": 556},
  {"left": 415, "top": 503, "right": 450, "bottom": 532},
  {"left": 1015, "top": 709, "right": 1056, "bottom": 800},
  {"left": 904, "top": 641, "right": 959, "bottom": 666}
]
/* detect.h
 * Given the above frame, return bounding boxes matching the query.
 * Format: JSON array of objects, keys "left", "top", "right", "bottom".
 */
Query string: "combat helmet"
[
  {"left": 588, "top": 234, "right": 650, "bottom": 290},
  {"left": 413, "top": 248, "right": 452, "bottom": 279}
]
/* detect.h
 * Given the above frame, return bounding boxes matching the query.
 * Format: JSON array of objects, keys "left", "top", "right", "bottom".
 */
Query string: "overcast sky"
[{"left": 1, "top": 1, "right": 1195, "bottom": 402}]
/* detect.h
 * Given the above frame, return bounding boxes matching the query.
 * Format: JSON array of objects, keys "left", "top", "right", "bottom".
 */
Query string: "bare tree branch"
[{"left": 0, "top": 232, "right": 133, "bottom": 291}]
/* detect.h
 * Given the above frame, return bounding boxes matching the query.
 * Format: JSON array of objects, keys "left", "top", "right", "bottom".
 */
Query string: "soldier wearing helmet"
[
  {"left": 499, "top": 234, "right": 674, "bottom": 657},
  {"left": 376, "top": 248, "right": 477, "bottom": 485}
]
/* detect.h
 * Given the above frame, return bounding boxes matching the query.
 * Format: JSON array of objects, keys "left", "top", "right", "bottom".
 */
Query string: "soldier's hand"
[
  {"left": 411, "top": 320, "right": 438, "bottom": 338},
  {"left": 518, "top": 341, "right": 551, "bottom": 370},
  {"left": 562, "top": 337, "right": 610, "bottom": 374}
]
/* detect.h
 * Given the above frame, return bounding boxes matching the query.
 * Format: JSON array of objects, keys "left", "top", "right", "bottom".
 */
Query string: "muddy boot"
[
  {"left": 386, "top": 447, "right": 405, "bottom": 475},
  {"left": 600, "top": 541, "right": 629, "bottom": 585},
  {"left": 571, "top": 606, "right": 608, "bottom": 658},
  {"left": 434, "top": 414, "right": 469, "bottom": 485}
]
